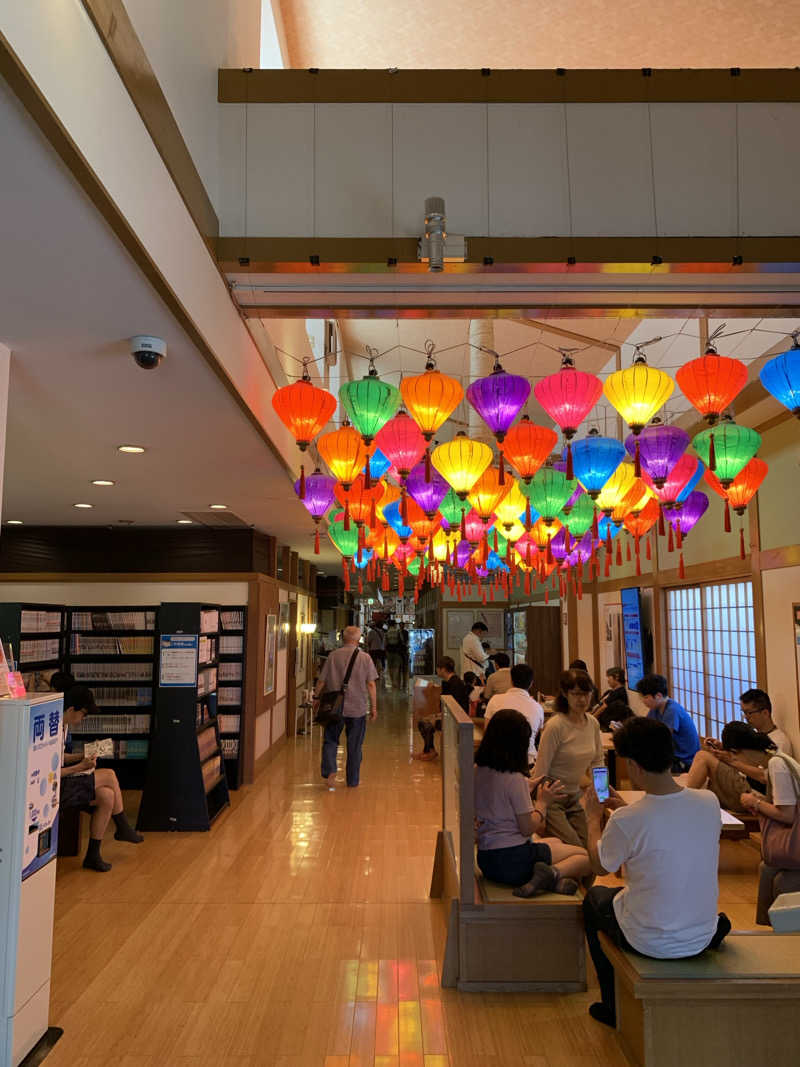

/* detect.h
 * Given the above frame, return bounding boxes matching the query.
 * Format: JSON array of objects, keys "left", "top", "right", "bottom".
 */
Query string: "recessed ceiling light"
[
  {"left": 91, "top": 479, "right": 115, "bottom": 486},
  {"left": 74, "top": 503, "right": 93, "bottom": 509},
  {"left": 209, "top": 504, "right": 227, "bottom": 510},
  {"left": 6, "top": 520, "right": 23, "bottom": 525},
  {"left": 118, "top": 445, "right": 145, "bottom": 454},
  {"left": 177, "top": 519, "right": 193, "bottom": 524}
]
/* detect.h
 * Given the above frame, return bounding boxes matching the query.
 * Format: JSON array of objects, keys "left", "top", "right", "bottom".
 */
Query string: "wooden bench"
[
  {"left": 56, "top": 805, "right": 84, "bottom": 857},
  {"left": 599, "top": 931, "right": 800, "bottom": 1067}
]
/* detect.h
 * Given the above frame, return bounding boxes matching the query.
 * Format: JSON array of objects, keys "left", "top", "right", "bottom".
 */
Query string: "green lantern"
[
  {"left": 487, "top": 526, "right": 509, "bottom": 558},
  {"left": 339, "top": 365, "right": 401, "bottom": 445},
  {"left": 406, "top": 555, "right": 421, "bottom": 576},
  {"left": 561, "top": 493, "right": 595, "bottom": 539},
  {"left": 522, "top": 465, "right": 572, "bottom": 523},
  {"left": 327, "top": 510, "right": 359, "bottom": 557},
  {"left": 692, "top": 418, "right": 761, "bottom": 489},
  {"left": 439, "top": 487, "right": 465, "bottom": 527}
]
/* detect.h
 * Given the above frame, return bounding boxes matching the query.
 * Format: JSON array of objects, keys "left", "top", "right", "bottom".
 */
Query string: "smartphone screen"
[{"left": 592, "top": 766, "right": 610, "bottom": 803}]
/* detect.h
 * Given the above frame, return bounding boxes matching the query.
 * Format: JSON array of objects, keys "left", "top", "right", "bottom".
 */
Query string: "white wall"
[
  {"left": 0, "top": 581, "right": 249, "bottom": 605},
  {"left": 761, "top": 565, "right": 800, "bottom": 756},
  {"left": 125, "top": 0, "right": 261, "bottom": 213},
  {"left": 0, "top": 345, "right": 9, "bottom": 526},
  {"left": 218, "top": 100, "right": 800, "bottom": 237}
]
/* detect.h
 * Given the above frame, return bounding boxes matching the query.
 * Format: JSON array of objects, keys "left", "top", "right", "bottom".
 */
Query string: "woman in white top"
[
  {"left": 532, "top": 668, "right": 604, "bottom": 847},
  {"left": 474, "top": 708, "right": 593, "bottom": 897}
]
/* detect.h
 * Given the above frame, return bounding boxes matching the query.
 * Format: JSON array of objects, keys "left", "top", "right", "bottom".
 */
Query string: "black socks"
[
  {"left": 113, "top": 811, "right": 144, "bottom": 843},
  {"left": 83, "top": 838, "right": 111, "bottom": 872},
  {"left": 589, "top": 1002, "right": 616, "bottom": 1028}
]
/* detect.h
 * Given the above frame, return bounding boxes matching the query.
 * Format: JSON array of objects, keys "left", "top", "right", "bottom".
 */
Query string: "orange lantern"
[
  {"left": 611, "top": 478, "right": 652, "bottom": 525},
  {"left": 466, "top": 466, "right": 513, "bottom": 522},
  {"left": 404, "top": 497, "right": 442, "bottom": 546},
  {"left": 705, "top": 457, "right": 768, "bottom": 515},
  {"left": 400, "top": 342, "right": 464, "bottom": 441},
  {"left": 271, "top": 369, "right": 336, "bottom": 451},
  {"left": 623, "top": 497, "right": 660, "bottom": 539},
  {"left": 334, "top": 474, "right": 385, "bottom": 529},
  {"left": 501, "top": 416, "right": 558, "bottom": 483},
  {"left": 375, "top": 481, "right": 401, "bottom": 525},
  {"left": 676, "top": 349, "right": 748, "bottom": 425},
  {"left": 317, "top": 423, "right": 370, "bottom": 490},
  {"left": 367, "top": 525, "right": 401, "bottom": 560}
]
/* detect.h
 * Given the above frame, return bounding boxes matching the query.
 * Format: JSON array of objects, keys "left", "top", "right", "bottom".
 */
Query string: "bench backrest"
[{"left": 441, "top": 695, "right": 478, "bottom": 907}]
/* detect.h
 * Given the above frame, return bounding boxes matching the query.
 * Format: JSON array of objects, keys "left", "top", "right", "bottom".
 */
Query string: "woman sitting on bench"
[
  {"left": 474, "top": 709, "right": 593, "bottom": 898},
  {"left": 61, "top": 686, "right": 144, "bottom": 872}
]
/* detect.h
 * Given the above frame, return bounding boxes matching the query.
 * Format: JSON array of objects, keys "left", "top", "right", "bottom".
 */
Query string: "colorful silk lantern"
[
  {"left": 271, "top": 370, "right": 336, "bottom": 451},
  {"left": 375, "top": 481, "right": 401, "bottom": 525},
  {"left": 624, "top": 497, "right": 660, "bottom": 539},
  {"left": 467, "top": 466, "right": 513, "bottom": 522},
  {"left": 502, "top": 519, "right": 527, "bottom": 544},
  {"left": 455, "top": 539, "right": 474, "bottom": 569},
  {"left": 759, "top": 338, "right": 800, "bottom": 417},
  {"left": 675, "top": 460, "right": 705, "bottom": 504},
  {"left": 334, "top": 474, "right": 385, "bottom": 528},
  {"left": 643, "top": 452, "right": 698, "bottom": 506},
  {"left": 676, "top": 349, "right": 748, "bottom": 425},
  {"left": 595, "top": 461, "right": 637, "bottom": 517},
  {"left": 466, "top": 357, "right": 531, "bottom": 443},
  {"left": 382, "top": 500, "right": 413, "bottom": 541},
  {"left": 375, "top": 412, "right": 426, "bottom": 481},
  {"left": 562, "top": 492, "right": 595, "bottom": 539},
  {"left": 562, "top": 484, "right": 584, "bottom": 515},
  {"left": 400, "top": 345, "right": 464, "bottom": 440},
  {"left": 327, "top": 511, "right": 359, "bottom": 557},
  {"left": 463, "top": 509, "right": 492, "bottom": 545},
  {"left": 404, "top": 497, "right": 441, "bottom": 545},
  {"left": 406, "top": 460, "right": 450, "bottom": 517},
  {"left": 368, "top": 525, "right": 401, "bottom": 560},
  {"left": 692, "top": 418, "right": 761, "bottom": 488},
  {"left": 530, "top": 517, "right": 562, "bottom": 550},
  {"left": 597, "top": 516, "right": 622, "bottom": 542},
  {"left": 611, "top": 478, "right": 651, "bottom": 525},
  {"left": 493, "top": 481, "right": 527, "bottom": 531},
  {"left": 431, "top": 432, "right": 493, "bottom": 500},
  {"left": 625, "top": 421, "right": 689, "bottom": 489},
  {"left": 534, "top": 354, "right": 603, "bottom": 479},
  {"left": 570, "top": 430, "right": 626, "bottom": 500},
  {"left": 705, "top": 457, "right": 768, "bottom": 515},
  {"left": 364, "top": 448, "right": 391, "bottom": 481},
  {"left": 317, "top": 423, "right": 369, "bottom": 490},
  {"left": 523, "top": 465, "right": 572, "bottom": 523},
  {"left": 353, "top": 548, "right": 374, "bottom": 569},
  {"left": 294, "top": 468, "right": 336, "bottom": 553},
  {"left": 439, "top": 487, "right": 466, "bottom": 528},
  {"left": 501, "top": 416, "right": 558, "bottom": 484},
  {"left": 604, "top": 352, "right": 674, "bottom": 474},
  {"left": 667, "top": 491, "right": 709, "bottom": 537},
  {"left": 339, "top": 365, "right": 401, "bottom": 445}
]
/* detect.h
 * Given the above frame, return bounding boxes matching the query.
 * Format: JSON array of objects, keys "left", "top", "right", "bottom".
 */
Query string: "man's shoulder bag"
[
  {"left": 760, "top": 752, "right": 800, "bottom": 870},
  {"left": 313, "top": 648, "right": 360, "bottom": 728}
]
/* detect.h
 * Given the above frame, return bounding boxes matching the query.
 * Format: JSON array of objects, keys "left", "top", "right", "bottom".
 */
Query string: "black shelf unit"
[
  {"left": 0, "top": 602, "right": 66, "bottom": 682},
  {"left": 137, "top": 603, "right": 230, "bottom": 831},
  {"left": 216, "top": 607, "right": 246, "bottom": 789},
  {"left": 64, "top": 607, "right": 157, "bottom": 788}
]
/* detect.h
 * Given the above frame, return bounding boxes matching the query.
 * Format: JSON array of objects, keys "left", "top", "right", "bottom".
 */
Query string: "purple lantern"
[
  {"left": 474, "top": 564, "right": 489, "bottom": 579},
  {"left": 466, "top": 361, "right": 531, "bottom": 443},
  {"left": 568, "top": 530, "right": 595, "bottom": 565},
  {"left": 562, "top": 483, "right": 584, "bottom": 515},
  {"left": 406, "top": 459, "right": 450, "bottom": 517},
  {"left": 455, "top": 539, "right": 473, "bottom": 569},
  {"left": 294, "top": 468, "right": 336, "bottom": 519},
  {"left": 549, "top": 527, "right": 570, "bottom": 561},
  {"left": 667, "top": 490, "right": 709, "bottom": 536},
  {"left": 625, "top": 422, "right": 689, "bottom": 489}
]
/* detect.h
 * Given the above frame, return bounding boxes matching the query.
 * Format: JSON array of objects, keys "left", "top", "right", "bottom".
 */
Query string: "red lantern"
[
  {"left": 704, "top": 457, "right": 768, "bottom": 515},
  {"left": 533, "top": 353, "right": 603, "bottom": 478},
  {"left": 676, "top": 349, "right": 748, "bottom": 424},
  {"left": 375, "top": 412, "right": 426, "bottom": 482},
  {"left": 642, "top": 452, "right": 697, "bottom": 506},
  {"left": 501, "top": 416, "right": 558, "bottom": 484},
  {"left": 271, "top": 370, "right": 336, "bottom": 451}
]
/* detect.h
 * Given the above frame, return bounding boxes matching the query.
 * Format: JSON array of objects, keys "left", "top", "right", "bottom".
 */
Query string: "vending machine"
[{"left": 0, "top": 694, "right": 63, "bottom": 1066}]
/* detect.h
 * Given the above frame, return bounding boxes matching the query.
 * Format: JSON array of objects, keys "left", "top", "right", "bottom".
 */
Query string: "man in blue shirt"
[{"left": 636, "top": 673, "right": 700, "bottom": 772}]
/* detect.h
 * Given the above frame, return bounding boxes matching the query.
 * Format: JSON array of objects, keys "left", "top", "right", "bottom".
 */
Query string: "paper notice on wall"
[{"left": 159, "top": 634, "right": 199, "bottom": 687}]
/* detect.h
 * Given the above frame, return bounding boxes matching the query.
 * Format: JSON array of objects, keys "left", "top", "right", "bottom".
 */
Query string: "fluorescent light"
[
  {"left": 6, "top": 520, "right": 23, "bottom": 525},
  {"left": 118, "top": 445, "right": 145, "bottom": 454},
  {"left": 73, "top": 503, "right": 93, "bottom": 509},
  {"left": 300, "top": 622, "right": 317, "bottom": 634},
  {"left": 177, "top": 519, "right": 193, "bottom": 524},
  {"left": 91, "top": 479, "right": 115, "bottom": 486},
  {"left": 209, "top": 504, "right": 227, "bottom": 510}
]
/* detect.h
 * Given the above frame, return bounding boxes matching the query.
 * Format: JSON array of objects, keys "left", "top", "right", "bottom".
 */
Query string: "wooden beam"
[
  {"left": 749, "top": 496, "right": 768, "bottom": 687},
  {"left": 218, "top": 67, "right": 800, "bottom": 105},
  {"left": 518, "top": 318, "right": 620, "bottom": 354}
]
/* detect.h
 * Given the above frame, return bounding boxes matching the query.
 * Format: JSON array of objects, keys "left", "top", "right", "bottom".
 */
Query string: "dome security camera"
[{"left": 130, "top": 335, "right": 167, "bottom": 370}]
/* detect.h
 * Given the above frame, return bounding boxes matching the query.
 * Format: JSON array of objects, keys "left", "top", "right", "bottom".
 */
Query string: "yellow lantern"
[
  {"left": 431, "top": 432, "right": 493, "bottom": 500},
  {"left": 503, "top": 519, "right": 527, "bottom": 544},
  {"left": 375, "top": 481, "right": 401, "bottom": 524},
  {"left": 430, "top": 528, "right": 454, "bottom": 562},
  {"left": 317, "top": 423, "right": 370, "bottom": 490},
  {"left": 400, "top": 343, "right": 464, "bottom": 441},
  {"left": 466, "top": 466, "right": 513, "bottom": 522},
  {"left": 530, "top": 517, "right": 562, "bottom": 550},
  {"left": 611, "top": 478, "right": 652, "bottom": 525},
  {"left": 492, "top": 480, "right": 527, "bottom": 531},
  {"left": 603, "top": 351, "right": 674, "bottom": 434},
  {"left": 595, "top": 462, "right": 637, "bottom": 517}
]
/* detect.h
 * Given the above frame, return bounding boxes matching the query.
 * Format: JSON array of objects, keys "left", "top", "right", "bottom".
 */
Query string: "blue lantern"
[
  {"left": 759, "top": 340, "right": 800, "bottom": 417},
  {"left": 486, "top": 551, "right": 509, "bottom": 573},
  {"left": 569, "top": 430, "right": 626, "bottom": 500},
  {"left": 363, "top": 447, "right": 392, "bottom": 481},
  {"left": 382, "top": 500, "right": 413, "bottom": 540},
  {"left": 354, "top": 548, "right": 373, "bottom": 569},
  {"left": 597, "top": 515, "right": 622, "bottom": 543},
  {"left": 676, "top": 460, "right": 705, "bottom": 504}
]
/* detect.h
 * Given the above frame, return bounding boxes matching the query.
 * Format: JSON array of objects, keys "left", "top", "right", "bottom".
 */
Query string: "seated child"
[{"left": 463, "top": 671, "right": 483, "bottom": 717}]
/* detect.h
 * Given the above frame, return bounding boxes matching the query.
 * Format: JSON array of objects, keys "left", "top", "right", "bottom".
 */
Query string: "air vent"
[{"left": 181, "top": 511, "right": 250, "bottom": 528}]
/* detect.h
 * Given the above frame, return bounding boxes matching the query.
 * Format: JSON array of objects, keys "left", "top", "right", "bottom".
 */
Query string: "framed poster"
[
  {"left": 278, "top": 601, "right": 290, "bottom": 650},
  {"left": 446, "top": 610, "right": 476, "bottom": 651},
  {"left": 159, "top": 634, "right": 199, "bottom": 687},
  {"left": 264, "top": 613, "right": 277, "bottom": 696}
]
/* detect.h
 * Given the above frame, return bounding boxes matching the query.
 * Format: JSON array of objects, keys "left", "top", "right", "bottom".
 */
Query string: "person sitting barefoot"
[
  {"left": 473, "top": 709, "right": 593, "bottom": 898},
  {"left": 686, "top": 721, "right": 776, "bottom": 809},
  {"left": 61, "top": 686, "right": 144, "bottom": 872}
]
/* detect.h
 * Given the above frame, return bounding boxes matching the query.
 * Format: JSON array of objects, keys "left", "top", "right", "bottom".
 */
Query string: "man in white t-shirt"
[
  {"left": 581, "top": 717, "right": 730, "bottom": 1028},
  {"left": 739, "top": 688, "right": 794, "bottom": 757},
  {"left": 484, "top": 663, "right": 544, "bottom": 765},
  {"left": 460, "top": 621, "right": 489, "bottom": 679}
]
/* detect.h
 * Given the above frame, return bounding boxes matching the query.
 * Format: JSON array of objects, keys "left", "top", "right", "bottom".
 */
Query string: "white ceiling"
[{"left": 0, "top": 75, "right": 329, "bottom": 564}]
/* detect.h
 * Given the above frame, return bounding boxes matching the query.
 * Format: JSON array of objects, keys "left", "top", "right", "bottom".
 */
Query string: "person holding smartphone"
[{"left": 581, "top": 717, "right": 730, "bottom": 1029}]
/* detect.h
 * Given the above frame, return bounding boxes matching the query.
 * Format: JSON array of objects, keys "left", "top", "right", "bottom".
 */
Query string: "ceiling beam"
[{"left": 517, "top": 318, "right": 620, "bottom": 353}]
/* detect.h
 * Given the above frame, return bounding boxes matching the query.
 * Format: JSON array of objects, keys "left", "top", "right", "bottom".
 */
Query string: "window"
[{"left": 666, "top": 580, "right": 756, "bottom": 738}]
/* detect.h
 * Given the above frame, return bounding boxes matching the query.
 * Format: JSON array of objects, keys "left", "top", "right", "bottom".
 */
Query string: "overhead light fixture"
[
  {"left": 118, "top": 445, "right": 145, "bottom": 454},
  {"left": 209, "top": 504, "right": 228, "bottom": 510},
  {"left": 177, "top": 519, "right": 193, "bottom": 524},
  {"left": 91, "top": 479, "right": 115, "bottom": 486},
  {"left": 418, "top": 196, "right": 466, "bottom": 271},
  {"left": 300, "top": 622, "right": 317, "bottom": 634},
  {"left": 73, "top": 503, "right": 93, "bottom": 509},
  {"left": 6, "top": 520, "right": 23, "bottom": 525}
]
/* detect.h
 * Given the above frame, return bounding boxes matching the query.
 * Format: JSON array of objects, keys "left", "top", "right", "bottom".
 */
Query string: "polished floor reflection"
[{"left": 47, "top": 691, "right": 761, "bottom": 1066}]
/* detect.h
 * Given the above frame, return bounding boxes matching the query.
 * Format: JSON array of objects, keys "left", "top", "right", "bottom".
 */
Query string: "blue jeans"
[{"left": 321, "top": 715, "right": 367, "bottom": 786}]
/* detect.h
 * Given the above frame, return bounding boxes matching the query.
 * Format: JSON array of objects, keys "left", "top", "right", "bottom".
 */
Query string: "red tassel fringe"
[
  {"left": 401, "top": 488, "right": 408, "bottom": 526},
  {"left": 369, "top": 499, "right": 377, "bottom": 527},
  {"left": 646, "top": 536, "right": 652, "bottom": 561},
  {"left": 658, "top": 507, "right": 666, "bottom": 536},
  {"left": 592, "top": 508, "right": 599, "bottom": 540},
  {"left": 740, "top": 527, "right": 746, "bottom": 560},
  {"left": 314, "top": 528, "right": 320, "bottom": 554},
  {"left": 299, "top": 465, "right": 306, "bottom": 500},
  {"left": 667, "top": 523, "right": 674, "bottom": 552},
  {"left": 498, "top": 451, "right": 505, "bottom": 485},
  {"left": 626, "top": 539, "right": 632, "bottom": 562},
  {"left": 525, "top": 499, "right": 532, "bottom": 530},
  {"left": 708, "top": 432, "right": 716, "bottom": 472},
  {"left": 364, "top": 454, "right": 371, "bottom": 489},
  {"left": 424, "top": 447, "right": 432, "bottom": 483},
  {"left": 679, "top": 551, "right": 686, "bottom": 579},
  {"left": 460, "top": 509, "right": 467, "bottom": 541},
  {"left": 676, "top": 521, "right": 683, "bottom": 550},
  {"left": 566, "top": 441, "right": 574, "bottom": 481},
  {"left": 343, "top": 501, "right": 351, "bottom": 531},
  {"left": 634, "top": 438, "right": 641, "bottom": 478},
  {"left": 724, "top": 499, "right": 732, "bottom": 533},
  {"left": 616, "top": 540, "right": 622, "bottom": 567}
]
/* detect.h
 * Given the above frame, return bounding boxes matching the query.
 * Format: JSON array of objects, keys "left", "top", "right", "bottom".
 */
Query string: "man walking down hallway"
[{"left": 314, "top": 625, "right": 378, "bottom": 787}]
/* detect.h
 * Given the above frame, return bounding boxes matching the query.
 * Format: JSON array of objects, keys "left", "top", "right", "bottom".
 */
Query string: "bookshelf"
[
  {"left": 217, "top": 606, "right": 246, "bottom": 789},
  {"left": 137, "top": 603, "right": 230, "bottom": 831},
  {"left": 65, "top": 607, "right": 157, "bottom": 789},
  {"left": 0, "top": 603, "right": 66, "bottom": 683}
]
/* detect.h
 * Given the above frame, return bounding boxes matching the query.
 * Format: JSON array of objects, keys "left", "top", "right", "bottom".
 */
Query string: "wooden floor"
[{"left": 47, "top": 691, "right": 763, "bottom": 1067}]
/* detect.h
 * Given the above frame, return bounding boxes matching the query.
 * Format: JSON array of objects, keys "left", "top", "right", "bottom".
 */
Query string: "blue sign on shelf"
[{"left": 159, "top": 634, "right": 199, "bottom": 687}]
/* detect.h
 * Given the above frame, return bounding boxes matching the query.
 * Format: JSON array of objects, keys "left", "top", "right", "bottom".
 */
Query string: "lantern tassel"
[
  {"left": 369, "top": 499, "right": 377, "bottom": 527},
  {"left": 526, "top": 541, "right": 532, "bottom": 566},
  {"left": 524, "top": 571, "right": 531, "bottom": 595},
  {"left": 424, "top": 447, "right": 432, "bottom": 483},
  {"left": 546, "top": 536, "right": 554, "bottom": 566},
  {"left": 605, "top": 525, "right": 613, "bottom": 555},
  {"left": 676, "top": 520, "right": 683, "bottom": 550},
  {"left": 493, "top": 530, "right": 499, "bottom": 553},
  {"left": 364, "top": 453, "right": 371, "bottom": 490},
  {"left": 525, "top": 499, "right": 532, "bottom": 530},
  {"left": 636, "top": 554, "right": 642, "bottom": 576},
  {"left": 564, "top": 529, "right": 571, "bottom": 553},
  {"left": 545, "top": 588, "right": 550, "bottom": 604},
  {"left": 566, "top": 440, "right": 574, "bottom": 481},
  {"left": 299, "top": 465, "right": 306, "bottom": 500},
  {"left": 592, "top": 507, "right": 599, "bottom": 540},
  {"left": 401, "top": 488, "right": 408, "bottom": 526},
  {"left": 679, "top": 551, "right": 686, "bottom": 580},
  {"left": 343, "top": 557, "right": 350, "bottom": 591},
  {"left": 724, "top": 498, "right": 732, "bottom": 533},
  {"left": 634, "top": 438, "right": 641, "bottom": 478},
  {"left": 616, "top": 539, "right": 623, "bottom": 567},
  {"left": 498, "top": 450, "right": 505, "bottom": 486},
  {"left": 314, "top": 528, "right": 320, "bottom": 554},
  {"left": 343, "top": 501, "right": 351, "bottom": 531},
  {"left": 667, "top": 523, "right": 674, "bottom": 552},
  {"left": 460, "top": 509, "right": 467, "bottom": 541},
  {"left": 626, "top": 539, "right": 632, "bottom": 562},
  {"left": 740, "top": 527, "right": 746, "bottom": 560},
  {"left": 646, "top": 536, "right": 652, "bottom": 561},
  {"left": 708, "top": 431, "right": 716, "bottom": 472},
  {"left": 382, "top": 565, "right": 390, "bottom": 591},
  {"left": 658, "top": 507, "right": 666, "bottom": 536}
]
